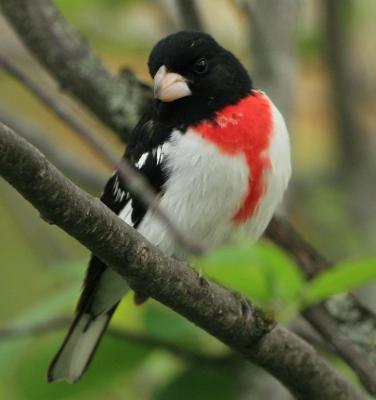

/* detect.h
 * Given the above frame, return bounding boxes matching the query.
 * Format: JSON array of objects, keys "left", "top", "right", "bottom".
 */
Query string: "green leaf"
[
  {"left": 197, "top": 246, "right": 270, "bottom": 302},
  {"left": 155, "top": 365, "right": 238, "bottom": 400},
  {"left": 197, "top": 242, "right": 304, "bottom": 309},
  {"left": 14, "top": 331, "right": 150, "bottom": 400},
  {"left": 302, "top": 258, "right": 376, "bottom": 306},
  {"left": 143, "top": 302, "right": 208, "bottom": 346},
  {"left": 251, "top": 243, "right": 304, "bottom": 302}
]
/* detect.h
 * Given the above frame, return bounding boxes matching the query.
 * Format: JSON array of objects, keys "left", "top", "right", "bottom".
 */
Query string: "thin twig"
[
  {"left": 265, "top": 217, "right": 330, "bottom": 279},
  {"left": 0, "top": 316, "right": 69, "bottom": 338},
  {"left": 303, "top": 305, "right": 376, "bottom": 395},
  {"left": 0, "top": 107, "right": 106, "bottom": 191},
  {"left": 0, "top": 56, "right": 203, "bottom": 255},
  {"left": 109, "top": 327, "right": 235, "bottom": 365},
  {"left": 0, "top": 315, "right": 229, "bottom": 365}
]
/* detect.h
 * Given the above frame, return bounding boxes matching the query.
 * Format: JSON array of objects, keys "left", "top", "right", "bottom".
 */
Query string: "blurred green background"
[{"left": 0, "top": 0, "right": 375, "bottom": 399}]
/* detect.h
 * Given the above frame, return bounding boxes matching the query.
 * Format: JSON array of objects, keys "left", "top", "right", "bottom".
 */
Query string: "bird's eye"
[{"left": 193, "top": 58, "right": 208, "bottom": 75}]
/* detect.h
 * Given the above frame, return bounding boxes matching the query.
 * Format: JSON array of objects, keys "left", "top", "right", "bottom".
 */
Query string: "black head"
[{"left": 148, "top": 31, "right": 252, "bottom": 128}]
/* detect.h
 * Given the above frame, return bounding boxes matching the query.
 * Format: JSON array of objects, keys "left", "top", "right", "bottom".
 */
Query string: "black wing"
[{"left": 77, "top": 110, "right": 170, "bottom": 313}]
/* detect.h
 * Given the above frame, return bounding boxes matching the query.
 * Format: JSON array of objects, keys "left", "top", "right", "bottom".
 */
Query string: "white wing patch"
[
  {"left": 118, "top": 144, "right": 166, "bottom": 228},
  {"left": 112, "top": 175, "right": 126, "bottom": 202},
  {"left": 136, "top": 152, "right": 148, "bottom": 169},
  {"left": 136, "top": 145, "right": 165, "bottom": 169},
  {"left": 156, "top": 145, "right": 165, "bottom": 164}
]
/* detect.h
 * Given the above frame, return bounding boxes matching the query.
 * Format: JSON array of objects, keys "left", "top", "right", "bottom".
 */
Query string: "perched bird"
[{"left": 47, "top": 30, "right": 291, "bottom": 383}]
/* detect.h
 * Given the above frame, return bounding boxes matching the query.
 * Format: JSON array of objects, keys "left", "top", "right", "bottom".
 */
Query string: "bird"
[{"left": 47, "top": 30, "right": 291, "bottom": 383}]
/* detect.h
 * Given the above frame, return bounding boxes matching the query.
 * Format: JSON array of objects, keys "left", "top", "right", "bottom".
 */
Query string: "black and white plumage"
[{"left": 47, "top": 31, "right": 291, "bottom": 383}]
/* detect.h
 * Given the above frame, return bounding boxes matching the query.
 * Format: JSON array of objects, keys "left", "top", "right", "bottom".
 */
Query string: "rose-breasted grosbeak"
[{"left": 47, "top": 31, "right": 291, "bottom": 383}]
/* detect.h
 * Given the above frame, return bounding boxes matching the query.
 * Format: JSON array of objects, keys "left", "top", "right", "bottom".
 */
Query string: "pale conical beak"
[{"left": 153, "top": 65, "right": 192, "bottom": 102}]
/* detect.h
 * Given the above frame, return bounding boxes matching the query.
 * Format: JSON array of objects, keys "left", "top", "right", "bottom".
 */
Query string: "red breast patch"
[{"left": 195, "top": 91, "right": 273, "bottom": 224}]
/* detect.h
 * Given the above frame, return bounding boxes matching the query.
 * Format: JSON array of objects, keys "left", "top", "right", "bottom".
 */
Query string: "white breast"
[{"left": 137, "top": 128, "right": 249, "bottom": 256}]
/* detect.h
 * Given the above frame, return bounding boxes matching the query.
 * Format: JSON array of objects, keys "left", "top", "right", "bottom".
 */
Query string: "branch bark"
[
  {"left": 266, "top": 217, "right": 330, "bottom": 279},
  {"left": 0, "top": 122, "right": 364, "bottom": 400},
  {"left": 175, "top": 0, "right": 203, "bottom": 31},
  {"left": 0, "top": 0, "right": 150, "bottom": 140},
  {"left": 0, "top": 315, "right": 230, "bottom": 365},
  {"left": 0, "top": 107, "right": 106, "bottom": 192},
  {"left": 266, "top": 218, "right": 376, "bottom": 395}
]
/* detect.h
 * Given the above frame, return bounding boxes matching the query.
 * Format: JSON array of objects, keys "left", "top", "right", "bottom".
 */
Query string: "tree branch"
[
  {"left": 175, "top": 0, "right": 203, "bottom": 31},
  {"left": 0, "top": 0, "right": 150, "bottom": 140},
  {"left": 266, "top": 217, "right": 329, "bottom": 279},
  {"left": 266, "top": 218, "right": 376, "bottom": 395},
  {"left": 0, "top": 122, "right": 364, "bottom": 400},
  {"left": 0, "top": 107, "right": 106, "bottom": 192},
  {"left": 0, "top": 315, "right": 230, "bottom": 365},
  {"left": 303, "top": 305, "right": 376, "bottom": 394}
]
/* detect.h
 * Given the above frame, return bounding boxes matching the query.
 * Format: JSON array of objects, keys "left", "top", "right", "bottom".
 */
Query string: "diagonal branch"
[
  {"left": 0, "top": 107, "right": 106, "bottom": 191},
  {"left": 303, "top": 305, "right": 376, "bottom": 394},
  {"left": 0, "top": 122, "right": 364, "bottom": 400},
  {"left": 0, "top": 0, "right": 150, "bottom": 140},
  {"left": 266, "top": 217, "right": 330, "bottom": 279}
]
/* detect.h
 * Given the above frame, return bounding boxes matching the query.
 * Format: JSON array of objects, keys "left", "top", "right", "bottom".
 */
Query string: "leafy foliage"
[
  {"left": 197, "top": 242, "right": 303, "bottom": 320},
  {"left": 2, "top": 241, "right": 373, "bottom": 399},
  {"left": 144, "top": 302, "right": 211, "bottom": 347},
  {"left": 155, "top": 365, "right": 238, "bottom": 400},
  {"left": 198, "top": 242, "right": 376, "bottom": 318},
  {"left": 15, "top": 334, "right": 149, "bottom": 400},
  {"left": 302, "top": 258, "right": 376, "bottom": 306}
]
